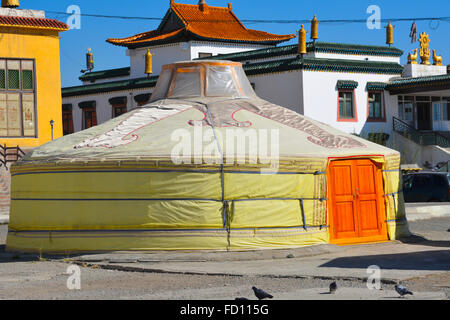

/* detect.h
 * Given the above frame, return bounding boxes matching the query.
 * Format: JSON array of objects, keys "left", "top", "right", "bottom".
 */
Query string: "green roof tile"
[
  {"left": 387, "top": 74, "right": 450, "bottom": 94},
  {"left": 197, "top": 42, "right": 403, "bottom": 62},
  {"left": 62, "top": 75, "right": 158, "bottom": 98},
  {"left": 79, "top": 67, "right": 131, "bottom": 82},
  {"left": 337, "top": 80, "right": 358, "bottom": 89},
  {"left": 367, "top": 82, "right": 388, "bottom": 90}
]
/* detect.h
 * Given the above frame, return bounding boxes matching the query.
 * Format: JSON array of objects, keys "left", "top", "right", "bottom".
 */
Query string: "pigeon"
[
  {"left": 395, "top": 285, "right": 413, "bottom": 297},
  {"left": 235, "top": 297, "right": 250, "bottom": 300},
  {"left": 329, "top": 281, "right": 337, "bottom": 294},
  {"left": 252, "top": 286, "right": 273, "bottom": 300}
]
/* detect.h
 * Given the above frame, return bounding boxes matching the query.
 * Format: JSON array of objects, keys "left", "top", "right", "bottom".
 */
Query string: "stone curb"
[
  {"left": 405, "top": 203, "right": 450, "bottom": 221},
  {"left": 65, "top": 260, "right": 400, "bottom": 285}
]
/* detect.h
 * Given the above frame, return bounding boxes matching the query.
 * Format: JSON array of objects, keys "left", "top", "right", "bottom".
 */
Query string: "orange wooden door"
[{"left": 328, "top": 159, "right": 387, "bottom": 244}]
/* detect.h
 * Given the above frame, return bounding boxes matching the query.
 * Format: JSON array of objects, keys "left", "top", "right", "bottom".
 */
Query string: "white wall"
[
  {"left": 129, "top": 41, "right": 271, "bottom": 78},
  {"left": 190, "top": 41, "right": 269, "bottom": 60},
  {"left": 248, "top": 71, "right": 303, "bottom": 115},
  {"left": 310, "top": 52, "right": 400, "bottom": 63},
  {"left": 129, "top": 43, "right": 191, "bottom": 78},
  {"left": 63, "top": 89, "right": 152, "bottom": 132},
  {"left": 302, "top": 70, "right": 397, "bottom": 136}
]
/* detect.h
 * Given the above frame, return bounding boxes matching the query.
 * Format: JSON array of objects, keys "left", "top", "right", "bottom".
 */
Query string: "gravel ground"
[
  {"left": 1, "top": 260, "right": 444, "bottom": 300},
  {"left": 0, "top": 217, "right": 448, "bottom": 300}
]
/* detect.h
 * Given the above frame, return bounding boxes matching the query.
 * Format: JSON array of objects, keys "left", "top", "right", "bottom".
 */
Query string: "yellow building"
[{"left": 0, "top": 0, "right": 68, "bottom": 149}]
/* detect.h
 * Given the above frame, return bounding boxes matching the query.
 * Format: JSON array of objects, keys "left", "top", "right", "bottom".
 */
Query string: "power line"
[{"left": 46, "top": 11, "right": 450, "bottom": 25}]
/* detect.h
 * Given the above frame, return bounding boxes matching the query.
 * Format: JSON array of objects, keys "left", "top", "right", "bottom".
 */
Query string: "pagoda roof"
[{"left": 107, "top": 1, "right": 295, "bottom": 48}]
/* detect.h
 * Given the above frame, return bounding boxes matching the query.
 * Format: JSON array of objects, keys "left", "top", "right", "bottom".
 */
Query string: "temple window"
[
  {"left": 367, "top": 91, "right": 385, "bottom": 122},
  {"left": 0, "top": 58, "right": 36, "bottom": 137}
]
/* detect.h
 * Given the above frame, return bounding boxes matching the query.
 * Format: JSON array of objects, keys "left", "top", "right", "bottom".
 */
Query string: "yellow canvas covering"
[{"left": 6, "top": 61, "right": 409, "bottom": 253}]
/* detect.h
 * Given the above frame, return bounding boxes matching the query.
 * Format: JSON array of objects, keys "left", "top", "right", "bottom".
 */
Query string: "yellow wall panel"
[{"left": 0, "top": 28, "right": 64, "bottom": 147}]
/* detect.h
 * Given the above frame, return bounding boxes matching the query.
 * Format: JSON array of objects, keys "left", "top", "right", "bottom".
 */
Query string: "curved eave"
[
  {"left": 107, "top": 29, "right": 294, "bottom": 49},
  {"left": 0, "top": 23, "right": 69, "bottom": 32},
  {"left": 387, "top": 75, "right": 450, "bottom": 94}
]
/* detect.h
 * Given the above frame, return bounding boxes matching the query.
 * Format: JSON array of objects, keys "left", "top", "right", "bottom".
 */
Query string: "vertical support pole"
[{"left": 300, "top": 199, "right": 307, "bottom": 231}]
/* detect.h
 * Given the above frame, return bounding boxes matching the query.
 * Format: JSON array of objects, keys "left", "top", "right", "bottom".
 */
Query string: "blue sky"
[{"left": 20, "top": 0, "right": 450, "bottom": 87}]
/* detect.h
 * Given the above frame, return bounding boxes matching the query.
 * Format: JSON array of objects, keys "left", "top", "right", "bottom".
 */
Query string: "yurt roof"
[{"left": 19, "top": 60, "right": 399, "bottom": 166}]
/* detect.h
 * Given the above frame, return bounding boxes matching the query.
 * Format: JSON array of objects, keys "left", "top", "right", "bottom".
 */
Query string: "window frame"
[
  {"left": 62, "top": 109, "right": 74, "bottom": 136},
  {"left": 337, "top": 89, "right": 358, "bottom": 122},
  {"left": 398, "top": 95, "right": 414, "bottom": 122},
  {"left": 0, "top": 58, "right": 37, "bottom": 138},
  {"left": 198, "top": 52, "right": 213, "bottom": 59},
  {"left": 367, "top": 91, "right": 386, "bottom": 122},
  {"left": 82, "top": 106, "right": 97, "bottom": 130},
  {"left": 112, "top": 104, "right": 127, "bottom": 118}
]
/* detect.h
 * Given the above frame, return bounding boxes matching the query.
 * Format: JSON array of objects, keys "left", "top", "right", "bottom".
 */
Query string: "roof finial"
[
  {"left": 1, "top": 0, "right": 20, "bottom": 8},
  {"left": 198, "top": 0, "right": 208, "bottom": 12}
]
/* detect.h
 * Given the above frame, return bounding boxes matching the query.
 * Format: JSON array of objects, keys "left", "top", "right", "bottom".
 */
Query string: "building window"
[
  {"left": 0, "top": 58, "right": 36, "bottom": 137},
  {"left": 198, "top": 52, "right": 212, "bottom": 59},
  {"left": 367, "top": 91, "right": 385, "bottom": 121},
  {"left": 79, "top": 101, "right": 97, "bottom": 129},
  {"left": 83, "top": 107, "right": 97, "bottom": 129},
  {"left": 442, "top": 97, "right": 450, "bottom": 121},
  {"left": 62, "top": 104, "right": 74, "bottom": 135},
  {"left": 338, "top": 90, "right": 357, "bottom": 121},
  {"left": 134, "top": 93, "right": 151, "bottom": 107},
  {"left": 113, "top": 105, "right": 127, "bottom": 118},
  {"left": 109, "top": 96, "right": 127, "bottom": 118},
  {"left": 432, "top": 98, "right": 440, "bottom": 121},
  {"left": 398, "top": 96, "right": 414, "bottom": 122}
]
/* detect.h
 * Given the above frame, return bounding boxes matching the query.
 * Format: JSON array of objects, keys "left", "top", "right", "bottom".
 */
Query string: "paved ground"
[{"left": 0, "top": 216, "right": 449, "bottom": 300}]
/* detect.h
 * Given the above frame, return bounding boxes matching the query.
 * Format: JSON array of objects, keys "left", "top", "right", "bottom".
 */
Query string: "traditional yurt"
[{"left": 7, "top": 61, "right": 409, "bottom": 253}]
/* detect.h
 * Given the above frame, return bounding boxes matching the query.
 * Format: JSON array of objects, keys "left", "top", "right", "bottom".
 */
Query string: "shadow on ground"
[
  {"left": 0, "top": 244, "right": 41, "bottom": 262},
  {"left": 398, "top": 234, "right": 450, "bottom": 248},
  {"left": 319, "top": 249, "right": 450, "bottom": 271}
]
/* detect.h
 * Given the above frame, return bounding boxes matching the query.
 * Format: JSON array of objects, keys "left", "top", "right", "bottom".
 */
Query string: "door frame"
[
  {"left": 416, "top": 102, "right": 432, "bottom": 131},
  {"left": 327, "top": 157, "right": 388, "bottom": 245}
]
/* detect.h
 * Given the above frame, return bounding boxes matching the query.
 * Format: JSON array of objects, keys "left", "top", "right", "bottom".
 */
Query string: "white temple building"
[{"left": 61, "top": 0, "right": 450, "bottom": 169}]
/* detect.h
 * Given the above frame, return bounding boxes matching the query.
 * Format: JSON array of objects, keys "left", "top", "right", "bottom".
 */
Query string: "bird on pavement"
[
  {"left": 252, "top": 286, "right": 273, "bottom": 300},
  {"left": 395, "top": 285, "right": 413, "bottom": 297},
  {"left": 329, "top": 281, "right": 337, "bottom": 294}
]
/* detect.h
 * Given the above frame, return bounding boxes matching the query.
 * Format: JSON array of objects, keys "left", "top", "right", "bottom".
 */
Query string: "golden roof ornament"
[
  {"left": 386, "top": 21, "right": 394, "bottom": 46},
  {"left": 145, "top": 49, "right": 153, "bottom": 76},
  {"left": 432, "top": 50, "right": 443, "bottom": 66},
  {"left": 418, "top": 32, "right": 431, "bottom": 65},
  {"left": 1, "top": 0, "right": 19, "bottom": 8},
  {"left": 310, "top": 15, "right": 319, "bottom": 41},
  {"left": 408, "top": 49, "right": 418, "bottom": 65},
  {"left": 86, "top": 48, "right": 94, "bottom": 72},
  {"left": 297, "top": 25, "right": 307, "bottom": 55}
]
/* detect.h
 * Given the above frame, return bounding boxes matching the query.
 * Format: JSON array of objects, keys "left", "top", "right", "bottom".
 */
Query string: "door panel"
[
  {"left": 335, "top": 202, "right": 358, "bottom": 237},
  {"left": 358, "top": 200, "right": 380, "bottom": 235},
  {"left": 329, "top": 159, "right": 387, "bottom": 244}
]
